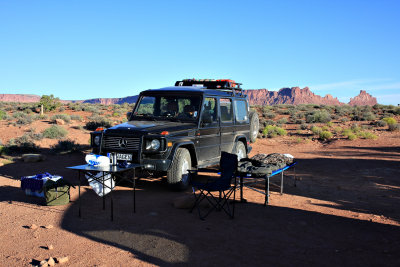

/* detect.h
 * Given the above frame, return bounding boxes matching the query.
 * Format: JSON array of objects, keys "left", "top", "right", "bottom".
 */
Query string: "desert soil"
[{"left": 1, "top": 124, "right": 400, "bottom": 266}]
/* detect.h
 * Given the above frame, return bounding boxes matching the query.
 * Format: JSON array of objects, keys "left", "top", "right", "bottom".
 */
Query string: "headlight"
[
  {"left": 146, "top": 139, "right": 160, "bottom": 150},
  {"left": 94, "top": 135, "right": 101, "bottom": 146}
]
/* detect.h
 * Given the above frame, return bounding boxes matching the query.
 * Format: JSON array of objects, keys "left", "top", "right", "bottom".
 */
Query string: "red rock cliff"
[{"left": 348, "top": 90, "right": 377, "bottom": 106}]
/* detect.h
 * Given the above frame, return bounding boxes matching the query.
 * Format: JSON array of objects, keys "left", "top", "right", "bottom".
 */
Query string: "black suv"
[{"left": 90, "top": 79, "right": 259, "bottom": 190}]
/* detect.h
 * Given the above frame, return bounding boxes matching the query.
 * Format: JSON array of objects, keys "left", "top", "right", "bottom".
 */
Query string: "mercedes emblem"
[{"left": 118, "top": 138, "right": 128, "bottom": 148}]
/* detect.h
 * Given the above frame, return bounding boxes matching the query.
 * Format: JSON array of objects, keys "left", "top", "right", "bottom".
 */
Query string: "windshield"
[{"left": 131, "top": 94, "right": 201, "bottom": 122}]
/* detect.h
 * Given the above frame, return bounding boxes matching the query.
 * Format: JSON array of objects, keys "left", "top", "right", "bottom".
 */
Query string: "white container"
[{"left": 85, "top": 154, "right": 111, "bottom": 167}]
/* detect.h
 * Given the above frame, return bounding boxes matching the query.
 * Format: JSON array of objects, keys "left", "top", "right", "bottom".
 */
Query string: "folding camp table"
[
  {"left": 238, "top": 161, "right": 297, "bottom": 206},
  {"left": 67, "top": 164, "right": 140, "bottom": 221}
]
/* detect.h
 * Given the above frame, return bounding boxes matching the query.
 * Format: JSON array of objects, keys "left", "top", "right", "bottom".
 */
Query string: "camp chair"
[{"left": 189, "top": 152, "right": 238, "bottom": 220}]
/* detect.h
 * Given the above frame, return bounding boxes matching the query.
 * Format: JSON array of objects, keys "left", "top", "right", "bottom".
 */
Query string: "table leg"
[
  {"left": 78, "top": 171, "right": 81, "bottom": 218},
  {"left": 133, "top": 168, "right": 136, "bottom": 213},
  {"left": 240, "top": 176, "right": 243, "bottom": 201},
  {"left": 281, "top": 171, "right": 284, "bottom": 195},
  {"left": 102, "top": 172, "right": 105, "bottom": 210},
  {"left": 111, "top": 175, "right": 113, "bottom": 221}
]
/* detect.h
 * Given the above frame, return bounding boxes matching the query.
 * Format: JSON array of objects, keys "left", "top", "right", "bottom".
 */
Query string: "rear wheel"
[
  {"left": 249, "top": 111, "right": 259, "bottom": 143},
  {"left": 235, "top": 141, "right": 247, "bottom": 161},
  {"left": 167, "top": 148, "right": 192, "bottom": 191}
]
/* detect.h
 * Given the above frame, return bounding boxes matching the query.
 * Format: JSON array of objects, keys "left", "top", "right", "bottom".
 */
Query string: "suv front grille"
[{"left": 103, "top": 136, "right": 141, "bottom": 151}]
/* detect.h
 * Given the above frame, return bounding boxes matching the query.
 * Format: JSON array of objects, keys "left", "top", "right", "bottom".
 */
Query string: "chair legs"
[{"left": 190, "top": 186, "right": 236, "bottom": 220}]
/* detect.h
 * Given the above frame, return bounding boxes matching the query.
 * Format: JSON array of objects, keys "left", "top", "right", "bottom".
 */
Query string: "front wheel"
[
  {"left": 167, "top": 148, "right": 192, "bottom": 191},
  {"left": 234, "top": 141, "right": 247, "bottom": 161}
]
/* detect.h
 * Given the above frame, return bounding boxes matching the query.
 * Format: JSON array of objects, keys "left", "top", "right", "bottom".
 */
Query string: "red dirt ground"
[{"left": 0, "top": 120, "right": 400, "bottom": 266}]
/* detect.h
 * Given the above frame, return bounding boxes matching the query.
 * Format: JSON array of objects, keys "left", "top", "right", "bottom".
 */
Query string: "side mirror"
[{"left": 126, "top": 112, "right": 132, "bottom": 120}]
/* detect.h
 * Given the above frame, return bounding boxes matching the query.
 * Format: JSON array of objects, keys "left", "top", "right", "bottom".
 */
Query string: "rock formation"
[
  {"left": 348, "top": 90, "right": 377, "bottom": 106},
  {"left": 244, "top": 87, "right": 342, "bottom": 105}
]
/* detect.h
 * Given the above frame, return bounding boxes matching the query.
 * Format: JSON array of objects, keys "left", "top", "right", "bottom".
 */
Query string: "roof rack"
[{"left": 175, "top": 79, "right": 244, "bottom": 96}]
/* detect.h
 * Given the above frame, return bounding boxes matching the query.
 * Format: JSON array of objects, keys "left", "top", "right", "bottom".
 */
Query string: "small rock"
[
  {"left": 44, "top": 225, "right": 53, "bottom": 229},
  {"left": 47, "top": 257, "right": 55, "bottom": 266},
  {"left": 22, "top": 154, "right": 46, "bottom": 163},
  {"left": 55, "top": 119, "right": 65, "bottom": 125},
  {"left": 56, "top": 256, "right": 69, "bottom": 264},
  {"left": 30, "top": 224, "right": 38, "bottom": 230},
  {"left": 39, "top": 260, "right": 48, "bottom": 267},
  {"left": 47, "top": 244, "right": 54, "bottom": 250}
]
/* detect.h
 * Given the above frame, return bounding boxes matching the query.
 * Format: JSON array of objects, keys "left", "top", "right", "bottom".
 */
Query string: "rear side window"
[
  {"left": 220, "top": 98, "right": 233, "bottom": 122},
  {"left": 234, "top": 100, "right": 248, "bottom": 122}
]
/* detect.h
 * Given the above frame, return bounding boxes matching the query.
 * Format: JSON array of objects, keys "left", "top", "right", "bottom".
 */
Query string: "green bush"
[
  {"left": 7, "top": 135, "right": 39, "bottom": 153},
  {"left": 42, "top": 125, "right": 68, "bottom": 139},
  {"left": 277, "top": 118, "right": 288, "bottom": 124},
  {"left": 375, "top": 120, "right": 387, "bottom": 127},
  {"left": 300, "top": 123, "right": 308, "bottom": 130},
  {"left": 16, "top": 115, "right": 33, "bottom": 125},
  {"left": 319, "top": 131, "right": 333, "bottom": 140},
  {"left": 388, "top": 123, "right": 400, "bottom": 131},
  {"left": 348, "top": 133, "right": 357, "bottom": 140},
  {"left": 306, "top": 110, "right": 331, "bottom": 123},
  {"left": 51, "top": 139, "right": 81, "bottom": 153},
  {"left": 51, "top": 114, "right": 71, "bottom": 123},
  {"left": 358, "top": 131, "right": 377, "bottom": 139},
  {"left": 0, "top": 110, "right": 6, "bottom": 120},
  {"left": 85, "top": 116, "right": 112, "bottom": 131},
  {"left": 311, "top": 126, "right": 322, "bottom": 135},
  {"left": 70, "top": 115, "right": 82, "bottom": 121},
  {"left": 262, "top": 125, "right": 287, "bottom": 138},
  {"left": 383, "top": 117, "right": 397, "bottom": 125}
]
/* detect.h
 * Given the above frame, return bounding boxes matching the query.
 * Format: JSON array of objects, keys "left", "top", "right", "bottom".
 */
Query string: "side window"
[
  {"left": 220, "top": 98, "right": 233, "bottom": 122},
  {"left": 201, "top": 97, "right": 217, "bottom": 126},
  {"left": 234, "top": 100, "right": 248, "bottom": 122}
]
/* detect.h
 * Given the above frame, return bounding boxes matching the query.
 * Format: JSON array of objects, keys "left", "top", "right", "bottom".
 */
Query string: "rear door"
[
  {"left": 219, "top": 97, "right": 235, "bottom": 153},
  {"left": 196, "top": 97, "right": 220, "bottom": 166}
]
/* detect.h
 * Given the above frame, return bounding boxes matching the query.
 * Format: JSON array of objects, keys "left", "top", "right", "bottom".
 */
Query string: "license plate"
[{"left": 116, "top": 153, "right": 132, "bottom": 161}]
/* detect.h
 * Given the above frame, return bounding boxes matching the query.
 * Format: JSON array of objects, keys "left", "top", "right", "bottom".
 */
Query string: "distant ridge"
[{"left": 0, "top": 88, "right": 377, "bottom": 106}]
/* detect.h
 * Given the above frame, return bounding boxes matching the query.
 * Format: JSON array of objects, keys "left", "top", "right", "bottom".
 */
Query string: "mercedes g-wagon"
[{"left": 90, "top": 79, "right": 259, "bottom": 190}]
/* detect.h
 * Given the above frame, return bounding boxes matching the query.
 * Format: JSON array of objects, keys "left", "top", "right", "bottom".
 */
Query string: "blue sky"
[{"left": 1, "top": 0, "right": 399, "bottom": 104}]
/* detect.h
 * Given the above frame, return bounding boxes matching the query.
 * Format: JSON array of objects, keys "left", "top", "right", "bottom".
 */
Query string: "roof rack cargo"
[{"left": 175, "top": 79, "right": 244, "bottom": 96}]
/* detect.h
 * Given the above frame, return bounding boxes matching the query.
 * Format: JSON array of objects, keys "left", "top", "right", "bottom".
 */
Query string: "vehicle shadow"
[{"left": 59, "top": 186, "right": 400, "bottom": 266}]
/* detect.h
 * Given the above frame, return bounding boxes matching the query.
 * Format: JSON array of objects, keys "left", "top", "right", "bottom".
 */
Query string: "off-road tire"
[
  {"left": 249, "top": 111, "right": 259, "bottom": 143},
  {"left": 234, "top": 141, "right": 247, "bottom": 161},
  {"left": 167, "top": 148, "right": 192, "bottom": 191}
]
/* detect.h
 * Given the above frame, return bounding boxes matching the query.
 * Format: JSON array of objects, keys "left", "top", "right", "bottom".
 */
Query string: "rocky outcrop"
[
  {"left": 0, "top": 94, "right": 41, "bottom": 103},
  {"left": 82, "top": 95, "right": 138, "bottom": 105},
  {"left": 348, "top": 90, "right": 377, "bottom": 106},
  {"left": 244, "top": 87, "right": 342, "bottom": 106}
]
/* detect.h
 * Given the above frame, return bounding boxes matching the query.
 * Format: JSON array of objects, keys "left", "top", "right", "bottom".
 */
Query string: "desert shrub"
[
  {"left": 383, "top": 117, "right": 397, "bottom": 125},
  {"left": 348, "top": 133, "right": 357, "bottom": 140},
  {"left": 7, "top": 135, "right": 39, "bottom": 153},
  {"left": 112, "top": 112, "right": 120, "bottom": 117},
  {"left": 326, "top": 121, "right": 333, "bottom": 127},
  {"left": 70, "top": 114, "right": 82, "bottom": 121},
  {"left": 59, "top": 106, "right": 65, "bottom": 112},
  {"left": 319, "top": 131, "right": 333, "bottom": 140},
  {"left": 311, "top": 126, "right": 323, "bottom": 135},
  {"left": 263, "top": 119, "right": 275, "bottom": 126},
  {"left": 0, "top": 110, "right": 6, "bottom": 120},
  {"left": 300, "top": 123, "right": 308, "bottom": 130},
  {"left": 51, "top": 139, "right": 82, "bottom": 153},
  {"left": 350, "top": 124, "right": 362, "bottom": 133},
  {"left": 334, "top": 127, "right": 342, "bottom": 134},
  {"left": 262, "top": 125, "right": 287, "bottom": 138},
  {"left": 358, "top": 131, "right": 377, "bottom": 139},
  {"left": 263, "top": 112, "right": 276, "bottom": 119},
  {"left": 342, "top": 128, "right": 353, "bottom": 137},
  {"left": 25, "top": 129, "right": 44, "bottom": 141},
  {"left": 294, "top": 119, "right": 305, "bottom": 124},
  {"left": 51, "top": 114, "right": 71, "bottom": 123},
  {"left": 277, "top": 118, "right": 288, "bottom": 124},
  {"left": 306, "top": 110, "right": 331, "bottom": 123},
  {"left": 388, "top": 123, "right": 400, "bottom": 131},
  {"left": 361, "top": 112, "right": 376, "bottom": 121},
  {"left": 39, "top": 94, "right": 61, "bottom": 112},
  {"left": 85, "top": 116, "right": 112, "bottom": 131},
  {"left": 277, "top": 109, "right": 290, "bottom": 115},
  {"left": 16, "top": 115, "right": 33, "bottom": 125},
  {"left": 375, "top": 120, "right": 387, "bottom": 127},
  {"left": 340, "top": 117, "right": 349, "bottom": 122},
  {"left": 42, "top": 125, "right": 68, "bottom": 139}
]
